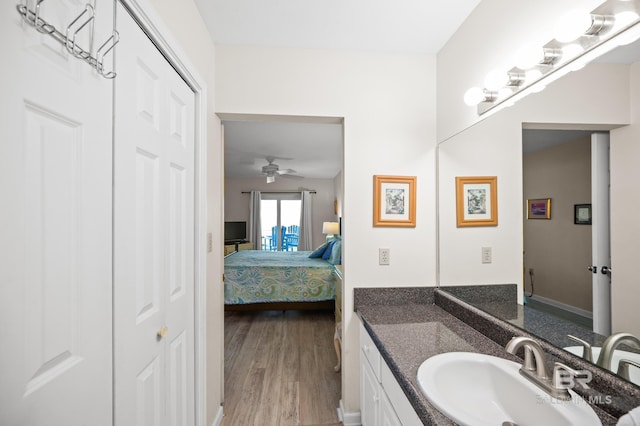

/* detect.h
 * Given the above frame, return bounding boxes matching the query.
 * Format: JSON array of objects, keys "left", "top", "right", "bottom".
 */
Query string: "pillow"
[
  {"left": 322, "top": 240, "right": 336, "bottom": 260},
  {"left": 309, "top": 241, "right": 330, "bottom": 258},
  {"left": 328, "top": 238, "right": 341, "bottom": 265}
]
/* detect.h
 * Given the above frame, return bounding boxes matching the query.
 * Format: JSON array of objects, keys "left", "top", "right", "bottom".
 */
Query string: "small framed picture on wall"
[
  {"left": 574, "top": 204, "right": 592, "bottom": 225},
  {"left": 373, "top": 175, "right": 417, "bottom": 227},
  {"left": 527, "top": 198, "right": 551, "bottom": 220},
  {"left": 455, "top": 176, "right": 498, "bottom": 227}
]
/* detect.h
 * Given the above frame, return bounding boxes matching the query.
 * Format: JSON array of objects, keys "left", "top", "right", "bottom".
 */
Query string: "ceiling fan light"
[{"left": 266, "top": 175, "right": 275, "bottom": 184}]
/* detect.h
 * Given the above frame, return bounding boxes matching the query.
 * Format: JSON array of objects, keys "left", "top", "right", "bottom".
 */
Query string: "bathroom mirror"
[{"left": 437, "top": 35, "right": 640, "bottom": 387}]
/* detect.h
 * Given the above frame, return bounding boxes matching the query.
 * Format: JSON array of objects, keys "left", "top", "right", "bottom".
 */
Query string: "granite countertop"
[{"left": 355, "top": 288, "right": 619, "bottom": 426}]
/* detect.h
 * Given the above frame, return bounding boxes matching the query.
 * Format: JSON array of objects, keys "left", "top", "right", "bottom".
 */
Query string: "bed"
[{"left": 223, "top": 250, "right": 337, "bottom": 311}]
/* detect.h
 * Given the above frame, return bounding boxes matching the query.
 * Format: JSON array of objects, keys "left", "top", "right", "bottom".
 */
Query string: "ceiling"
[
  {"left": 202, "top": 1, "right": 640, "bottom": 176},
  {"left": 195, "top": 0, "right": 482, "bottom": 54},
  {"left": 200, "top": 0, "right": 482, "bottom": 179},
  {"left": 223, "top": 120, "right": 343, "bottom": 180}
]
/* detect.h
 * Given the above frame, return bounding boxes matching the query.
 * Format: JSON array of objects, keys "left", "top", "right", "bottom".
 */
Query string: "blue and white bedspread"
[{"left": 224, "top": 250, "right": 335, "bottom": 304}]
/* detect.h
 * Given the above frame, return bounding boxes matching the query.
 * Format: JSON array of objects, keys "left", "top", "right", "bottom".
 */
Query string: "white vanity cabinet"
[{"left": 360, "top": 322, "right": 422, "bottom": 426}]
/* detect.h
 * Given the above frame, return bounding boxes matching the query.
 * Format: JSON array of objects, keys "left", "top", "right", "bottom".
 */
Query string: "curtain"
[
  {"left": 298, "top": 191, "right": 313, "bottom": 250},
  {"left": 249, "top": 191, "right": 262, "bottom": 250}
]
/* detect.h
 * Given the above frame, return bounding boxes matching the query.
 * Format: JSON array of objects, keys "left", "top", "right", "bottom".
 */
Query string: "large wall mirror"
[{"left": 437, "top": 34, "right": 640, "bottom": 388}]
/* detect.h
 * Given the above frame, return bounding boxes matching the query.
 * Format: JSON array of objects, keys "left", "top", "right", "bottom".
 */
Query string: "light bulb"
[
  {"left": 530, "top": 83, "right": 546, "bottom": 94},
  {"left": 516, "top": 44, "right": 543, "bottom": 70},
  {"left": 484, "top": 69, "right": 508, "bottom": 90},
  {"left": 464, "top": 87, "right": 485, "bottom": 106},
  {"left": 555, "top": 9, "right": 592, "bottom": 43},
  {"left": 560, "top": 44, "right": 583, "bottom": 63},
  {"left": 497, "top": 87, "right": 513, "bottom": 100},
  {"left": 614, "top": 11, "right": 639, "bottom": 30},
  {"left": 525, "top": 69, "right": 543, "bottom": 84}
]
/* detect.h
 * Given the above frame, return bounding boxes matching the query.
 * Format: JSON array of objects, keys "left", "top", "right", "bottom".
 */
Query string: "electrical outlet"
[
  {"left": 207, "top": 232, "right": 213, "bottom": 253},
  {"left": 481, "top": 247, "right": 492, "bottom": 264},
  {"left": 379, "top": 248, "right": 390, "bottom": 265}
]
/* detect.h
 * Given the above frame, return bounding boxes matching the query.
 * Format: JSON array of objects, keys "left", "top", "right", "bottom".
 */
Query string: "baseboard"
[
  {"left": 210, "top": 405, "right": 224, "bottom": 426},
  {"left": 528, "top": 294, "right": 593, "bottom": 319},
  {"left": 338, "top": 399, "right": 361, "bottom": 426}
]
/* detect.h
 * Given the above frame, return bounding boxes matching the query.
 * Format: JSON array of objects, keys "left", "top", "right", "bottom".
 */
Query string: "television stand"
[{"left": 224, "top": 241, "right": 252, "bottom": 255}]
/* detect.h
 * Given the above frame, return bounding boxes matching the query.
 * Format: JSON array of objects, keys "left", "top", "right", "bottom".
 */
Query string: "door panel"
[
  {"left": 591, "top": 133, "right": 611, "bottom": 335},
  {"left": 0, "top": 1, "right": 114, "bottom": 424},
  {"left": 114, "top": 3, "right": 195, "bottom": 425}
]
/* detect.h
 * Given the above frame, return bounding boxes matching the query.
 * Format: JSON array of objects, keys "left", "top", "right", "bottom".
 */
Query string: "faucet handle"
[
  {"left": 617, "top": 359, "right": 640, "bottom": 381},
  {"left": 567, "top": 335, "right": 593, "bottom": 362}
]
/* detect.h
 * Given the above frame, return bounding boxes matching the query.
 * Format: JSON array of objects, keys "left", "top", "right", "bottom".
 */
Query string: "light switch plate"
[
  {"left": 379, "top": 248, "right": 390, "bottom": 265},
  {"left": 481, "top": 247, "right": 492, "bottom": 264}
]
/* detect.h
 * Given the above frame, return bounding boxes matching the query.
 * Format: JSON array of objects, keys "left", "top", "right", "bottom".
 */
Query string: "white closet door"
[
  {"left": 113, "top": 3, "right": 195, "bottom": 425},
  {"left": 0, "top": 1, "right": 114, "bottom": 424}
]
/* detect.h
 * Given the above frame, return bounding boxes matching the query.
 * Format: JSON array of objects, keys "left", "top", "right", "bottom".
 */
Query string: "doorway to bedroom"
[{"left": 220, "top": 113, "right": 344, "bottom": 425}]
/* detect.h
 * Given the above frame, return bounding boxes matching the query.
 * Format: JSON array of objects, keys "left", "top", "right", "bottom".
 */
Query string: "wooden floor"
[{"left": 222, "top": 309, "right": 342, "bottom": 426}]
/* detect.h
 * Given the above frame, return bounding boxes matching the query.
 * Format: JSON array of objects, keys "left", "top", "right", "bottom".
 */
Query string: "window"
[{"left": 260, "top": 194, "right": 301, "bottom": 251}]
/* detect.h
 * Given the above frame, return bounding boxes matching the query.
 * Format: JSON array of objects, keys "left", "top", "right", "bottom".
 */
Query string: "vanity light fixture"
[
  {"left": 464, "top": 0, "right": 640, "bottom": 115},
  {"left": 554, "top": 9, "right": 613, "bottom": 43},
  {"left": 463, "top": 87, "right": 498, "bottom": 106}
]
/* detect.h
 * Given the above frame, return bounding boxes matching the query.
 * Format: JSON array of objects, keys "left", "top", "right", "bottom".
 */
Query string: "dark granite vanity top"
[{"left": 354, "top": 287, "right": 625, "bottom": 425}]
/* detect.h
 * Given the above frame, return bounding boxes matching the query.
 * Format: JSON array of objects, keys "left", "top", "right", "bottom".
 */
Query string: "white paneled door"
[
  {"left": 113, "top": 3, "right": 196, "bottom": 425},
  {"left": 0, "top": 1, "right": 114, "bottom": 424}
]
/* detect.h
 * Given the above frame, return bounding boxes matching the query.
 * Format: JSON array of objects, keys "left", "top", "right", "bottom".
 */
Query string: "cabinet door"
[
  {"left": 360, "top": 355, "right": 380, "bottom": 426},
  {"left": 379, "top": 390, "right": 402, "bottom": 426}
]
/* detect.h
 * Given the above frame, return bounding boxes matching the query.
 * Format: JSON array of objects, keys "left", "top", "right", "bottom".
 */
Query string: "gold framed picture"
[
  {"left": 373, "top": 175, "right": 416, "bottom": 227},
  {"left": 456, "top": 176, "right": 498, "bottom": 227},
  {"left": 527, "top": 198, "right": 551, "bottom": 219}
]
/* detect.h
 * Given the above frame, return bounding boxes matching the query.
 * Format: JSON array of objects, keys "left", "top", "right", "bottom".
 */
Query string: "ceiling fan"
[{"left": 261, "top": 157, "right": 303, "bottom": 183}]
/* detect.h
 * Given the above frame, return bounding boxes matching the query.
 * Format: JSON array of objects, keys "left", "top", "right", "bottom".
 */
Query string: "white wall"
[
  {"left": 610, "top": 62, "right": 640, "bottom": 337},
  {"left": 146, "top": 0, "right": 224, "bottom": 423},
  {"left": 224, "top": 177, "right": 338, "bottom": 248},
  {"left": 215, "top": 44, "right": 437, "bottom": 414}
]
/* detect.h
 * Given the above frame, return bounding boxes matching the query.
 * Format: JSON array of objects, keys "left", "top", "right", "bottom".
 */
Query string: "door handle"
[
  {"left": 601, "top": 266, "right": 612, "bottom": 274},
  {"left": 587, "top": 265, "right": 597, "bottom": 274},
  {"left": 157, "top": 326, "right": 169, "bottom": 339}
]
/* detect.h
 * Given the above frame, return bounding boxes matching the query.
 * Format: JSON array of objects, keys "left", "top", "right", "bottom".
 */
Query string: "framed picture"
[
  {"left": 373, "top": 175, "right": 416, "bottom": 227},
  {"left": 527, "top": 198, "right": 551, "bottom": 219},
  {"left": 455, "top": 176, "right": 498, "bottom": 227},
  {"left": 574, "top": 204, "right": 592, "bottom": 225}
]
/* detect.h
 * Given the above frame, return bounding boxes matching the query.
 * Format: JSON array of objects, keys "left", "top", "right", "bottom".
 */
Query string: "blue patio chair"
[
  {"left": 285, "top": 234, "right": 299, "bottom": 251},
  {"left": 270, "top": 226, "right": 286, "bottom": 251}
]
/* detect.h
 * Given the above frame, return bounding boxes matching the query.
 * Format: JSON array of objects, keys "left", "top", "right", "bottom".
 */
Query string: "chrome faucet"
[
  {"left": 618, "top": 359, "right": 640, "bottom": 382},
  {"left": 567, "top": 334, "right": 593, "bottom": 362},
  {"left": 505, "top": 336, "right": 572, "bottom": 400},
  {"left": 596, "top": 333, "right": 640, "bottom": 371}
]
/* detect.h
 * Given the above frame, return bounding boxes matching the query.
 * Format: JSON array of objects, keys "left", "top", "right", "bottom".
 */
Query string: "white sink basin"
[
  {"left": 564, "top": 345, "right": 640, "bottom": 386},
  {"left": 416, "top": 352, "right": 601, "bottom": 426}
]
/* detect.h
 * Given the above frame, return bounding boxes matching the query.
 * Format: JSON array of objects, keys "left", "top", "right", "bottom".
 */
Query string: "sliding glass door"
[{"left": 260, "top": 194, "right": 301, "bottom": 251}]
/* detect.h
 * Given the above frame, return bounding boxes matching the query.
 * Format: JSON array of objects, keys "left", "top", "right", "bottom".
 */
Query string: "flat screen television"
[{"left": 224, "top": 221, "right": 247, "bottom": 243}]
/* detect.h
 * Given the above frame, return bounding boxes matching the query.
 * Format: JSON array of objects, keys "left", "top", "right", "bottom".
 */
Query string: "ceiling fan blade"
[{"left": 277, "top": 168, "right": 297, "bottom": 175}]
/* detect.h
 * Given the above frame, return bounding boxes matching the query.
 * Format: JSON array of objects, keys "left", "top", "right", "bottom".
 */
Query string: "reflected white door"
[
  {"left": 113, "top": 3, "right": 195, "bottom": 425},
  {"left": 0, "top": 1, "right": 114, "bottom": 424},
  {"left": 592, "top": 132, "right": 611, "bottom": 335}
]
